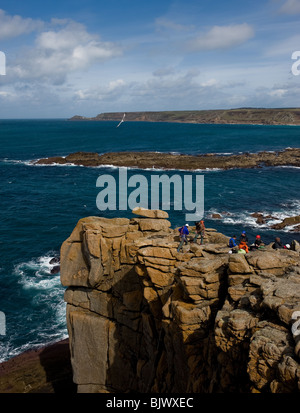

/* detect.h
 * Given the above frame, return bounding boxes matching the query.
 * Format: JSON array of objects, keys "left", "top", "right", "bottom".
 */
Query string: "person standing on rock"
[
  {"left": 193, "top": 220, "right": 205, "bottom": 245},
  {"left": 177, "top": 224, "right": 189, "bottom": 252}
]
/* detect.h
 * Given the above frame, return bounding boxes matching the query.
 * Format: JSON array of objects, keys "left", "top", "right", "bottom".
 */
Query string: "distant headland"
[{"left": 68, "top": 108, "right": 300, "bottom": 125}]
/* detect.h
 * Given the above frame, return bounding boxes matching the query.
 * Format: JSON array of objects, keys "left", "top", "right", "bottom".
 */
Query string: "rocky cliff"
[{"left": 60, "top": 208, "right": 300, "bottom": 393}]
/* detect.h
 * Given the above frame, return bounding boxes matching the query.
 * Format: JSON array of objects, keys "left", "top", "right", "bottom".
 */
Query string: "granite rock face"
[{"left": 61, "top": 210, "right": 300, "bottom": 393}]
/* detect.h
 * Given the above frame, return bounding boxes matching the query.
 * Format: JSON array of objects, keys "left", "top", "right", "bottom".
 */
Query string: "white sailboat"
[{"left": 116, "top": 113, "right": 126, "bottom": 128}]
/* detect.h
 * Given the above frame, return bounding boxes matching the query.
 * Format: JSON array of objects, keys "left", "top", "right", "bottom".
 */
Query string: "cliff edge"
[{"left": 60, "top": 208, "right": 300, "bottom": 393}]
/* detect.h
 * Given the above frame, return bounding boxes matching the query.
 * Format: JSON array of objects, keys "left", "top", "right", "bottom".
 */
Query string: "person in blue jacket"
[
  {"left": 229, "top": 235, "right": 238, "bottom": 252},
  {"left": 177, "top": 224, "right": 189, "bottom": 252}
]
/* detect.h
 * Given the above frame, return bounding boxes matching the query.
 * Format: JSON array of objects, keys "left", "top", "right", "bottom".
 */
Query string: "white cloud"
[
  {"left": 0, "top": 9, "right": 43, "bottom": 40},
  {"left": 279, "top": 0, "right": 300, "bottom": 14},
  {"left": 269, "top": 88, "right": 287, "bottom": 97},
  {"left": 200, "top": 78, "right": 218, "bottom": 87},
  {"left": 0, "top": 90, "right": 14, "bottom": 98},
  {"left": 8, "top": 20, "right": 122, "bottom": 84},
  {"left": 75, "top": 78, "right": 126, "bottom": 101},
  {"left": 187, "top": 23, "right": 255, "bottom": 51}
]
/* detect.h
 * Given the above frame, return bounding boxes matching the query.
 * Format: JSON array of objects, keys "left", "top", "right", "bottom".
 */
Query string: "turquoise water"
[{"left": 0, "top": 119, "right": 299, "bottom": 361}]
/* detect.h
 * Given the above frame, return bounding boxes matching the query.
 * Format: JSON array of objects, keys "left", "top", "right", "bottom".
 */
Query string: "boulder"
[
  {"left": 50, "top": 265, "right": 60, "bottom": 274},
  {"left": 132, "top": 207, "right": 169, "bottom": 219},
  {"left": 137, "top": 218, "right": 171, "bottom": 232},
  {"left": 228, "top": 254, "right": 253, "bottom": 274},
  {"left": 271, "top": 215, "right": 300, "bottom": 230},
  {"left": 211, "top": 213, "right": 222, "bottom": 219}
]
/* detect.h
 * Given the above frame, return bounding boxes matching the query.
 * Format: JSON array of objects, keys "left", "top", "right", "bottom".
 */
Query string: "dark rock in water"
[
  {"left": 255, "top": 214, "right": 266, "bottom": 225},
  {"left": 271, "top": 215, "right": 300, "bottom": 230},
  {"left": 51, "top": 265, "right": 60, "bottom": 274},
  {"left": 221, "top": 211, "right": 231, "bottom": 216},
  {"left": 251, "top": 212, "right": 278, "bottom": 225},
  {"left": 49, "top": 257, "right": 60, "bottom": 265},
  {"left": 211, "top": 213, "right": 222, "bottom": 219},
  {"left": 291, "top": 225, "right": 300, "bottom": 232},
  {"left": 251, "top": 212, "right": 263, "bottom": 218}
]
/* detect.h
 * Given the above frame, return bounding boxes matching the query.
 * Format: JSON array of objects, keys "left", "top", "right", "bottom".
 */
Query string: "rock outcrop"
[
  {"left": 0, "top": 339, "right": 75, "bottom": 393},
  {"left": 34, "top": 148, "right": 300, "bottom": 170},
  {"left": 60, "top": 210, "right": 300, "bottom": 393}
]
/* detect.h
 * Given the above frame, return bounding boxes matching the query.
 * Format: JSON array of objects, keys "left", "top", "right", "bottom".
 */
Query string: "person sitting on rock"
[
  {"left": 238, "top": 240, "right": 249, "bottom": 253},
  {"left": 177, "top": 224, "right": 189, "bottom": 252},
  {"left": 228, "top": 235, "right": 238, "bottom": 252},
  {"left": 272, "top": 237, "right": 284, "bottom": 249},
  {"left": 239, "top": 231, "right": 248, "bottom": 244},
  {"left": 254, "top": 235, "right": 265, "bottom": 249},
  {"left": 193, "top": 220, "right": 205, "bottom": 245}
]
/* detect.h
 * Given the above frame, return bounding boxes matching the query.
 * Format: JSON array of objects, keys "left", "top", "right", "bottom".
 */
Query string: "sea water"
[{"left": 0, "top": 119, "right": 299, "bottom": 362}]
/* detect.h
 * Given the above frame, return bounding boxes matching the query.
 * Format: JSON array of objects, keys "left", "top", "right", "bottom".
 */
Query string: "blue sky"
[{"left": 0, "top": 0, "right": 299, "bottom": 118}]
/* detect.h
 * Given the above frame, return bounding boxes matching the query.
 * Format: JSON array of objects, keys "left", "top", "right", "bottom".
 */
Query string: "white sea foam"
[
  {"left": 207, "top": 199, "right": 300, "bottom": 231},
  {"left": 14, "top": 252, "right": 61, "bottom": 290},
  {"left": 276, "top": 166, "right": 300, "bottom": 169},
  {"left": 0, "top": 252, "right": 67, "bottom": 363}
]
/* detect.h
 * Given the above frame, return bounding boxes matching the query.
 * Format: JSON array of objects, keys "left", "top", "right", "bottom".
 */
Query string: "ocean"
[{"left": 0, "top": 119, "right": 299, "bottom": 362}]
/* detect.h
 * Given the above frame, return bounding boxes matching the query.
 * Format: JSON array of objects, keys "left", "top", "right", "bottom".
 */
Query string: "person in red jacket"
[{"left": 193, "top": 220, "right": 205, "bottom": 245}]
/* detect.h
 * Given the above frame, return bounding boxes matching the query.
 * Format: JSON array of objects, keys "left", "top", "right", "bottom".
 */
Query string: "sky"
[{"left": 0, "top": 0, "right": 300, "bottom": 118}]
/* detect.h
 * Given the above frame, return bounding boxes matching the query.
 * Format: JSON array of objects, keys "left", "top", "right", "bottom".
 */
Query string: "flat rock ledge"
[
  {"left": 33, "top": 148, "right": 300, "bottom": 170},
  {"left": 59, "top": 209, "right": 300, "bottom": 393},
  {"left": 0, "top": 339, "right": 75, "bottom": 393}
]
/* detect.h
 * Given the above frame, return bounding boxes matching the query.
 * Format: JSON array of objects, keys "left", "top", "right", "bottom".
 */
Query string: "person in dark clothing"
[
  {"left": 193, "top": 220, "right": 205, "bottom": 245},
  {"left": 272, "top": 237, "right": 284, "bottom": 249},
  {"left": 254, "top": 235, "right": 265, "bottom": 249},
  {"left": 239, "top": 231, "right": 248, "bottom": 244}
]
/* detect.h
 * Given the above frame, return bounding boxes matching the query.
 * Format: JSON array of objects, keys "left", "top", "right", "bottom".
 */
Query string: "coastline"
[{"left": 68, "top": 108, "right": 300, "bottom": 126}]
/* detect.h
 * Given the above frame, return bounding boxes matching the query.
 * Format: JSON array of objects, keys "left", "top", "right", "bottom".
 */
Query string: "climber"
[
  {"left": 272, "top": 237, "right": 284, "bottom": 249},
  {"left": 229, "top": 235, "right": 237, "bottom": 248},
  {"left": 193, "top": 220, "right": 205, "bottom": 245},
  {"left": 239, "top": 231, "right": 248, "bottom": 244},
  {"left": 177, "top": 223, "right": 189, "bottom": 252},
  {"left": 254, "top": 235, "right": 265, "bottom": 249},
  {"left": 238, "top": 240, "right": 249, "bottom": 253}
]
